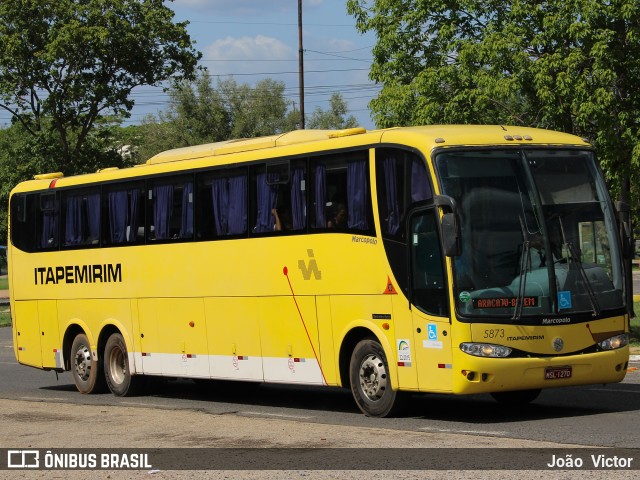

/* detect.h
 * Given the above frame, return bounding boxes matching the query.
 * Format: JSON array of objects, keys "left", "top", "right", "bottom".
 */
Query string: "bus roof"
[
  {"left": 145, "top": 127, "right": 369, "bottom": 164},
  {"left": 12, "top": 125, "right": 590, "bottom": 193},
  {"left": 147, "top": 125, "right": 588, "bottom": 165}
]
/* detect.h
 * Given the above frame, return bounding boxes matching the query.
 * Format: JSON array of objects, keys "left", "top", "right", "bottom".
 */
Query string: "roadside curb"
[{"left": 630, "top": 355, "right": 640, "bottom": 362}]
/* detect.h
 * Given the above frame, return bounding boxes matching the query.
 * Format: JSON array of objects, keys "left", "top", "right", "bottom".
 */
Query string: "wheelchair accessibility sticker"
[
  {"left": 423, "top": 323, "right": 443, "bottom": 349},
  {"left": 558, "top": 291, "right": 572, "bottom": 310}
]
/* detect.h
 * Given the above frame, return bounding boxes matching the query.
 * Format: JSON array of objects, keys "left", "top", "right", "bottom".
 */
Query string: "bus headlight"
[
  {"left": 598, "top": 333, "right": 629, "bottom": 350},
  {"left": 460, "top": 343, "right": 512, "bottom": 358}
]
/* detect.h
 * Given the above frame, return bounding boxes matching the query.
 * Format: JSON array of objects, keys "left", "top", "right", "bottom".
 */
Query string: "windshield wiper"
[
  {"left": 566, "top": 242, "right": 601, "bottom": 317},
  {"left": 512, "top": 217, "right": 531, "bottom": 321}
]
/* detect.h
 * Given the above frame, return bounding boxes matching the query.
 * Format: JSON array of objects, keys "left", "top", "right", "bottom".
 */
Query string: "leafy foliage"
[
  {"left": 0, "top": 119, "right": 136, "bottom": 243},
  {"left": 307, "top": 93, "right": 359, "bottom": 130},
  {"left": 0, "top": 0, "right": 201, "bottom": 172},
  {"left": 137, "top": 75, "right": 289, "bottom": 159},
  {"left": 137, "top": 74, "right": 359, "bottom": 160},
  {"left": 347, "top": 0, "right": 640, "bottom": 205}
]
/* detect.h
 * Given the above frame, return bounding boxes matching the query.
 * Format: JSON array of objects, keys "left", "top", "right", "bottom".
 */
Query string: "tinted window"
[
  {"left": 61, "top": 188, "right": 101, "bottom": 247},
  {"left": 103, "top": 182, "right": 145, "bottom": 245},
  {"left": 410, "top": 209, "right": 448, "bottom": 316},
  {"left": 39, "top": 192, "right": 59, "bottom": 250},
  {"left": 250, "top": 160, "right": 308, "bottom": 234},
  {"left": 197, "top": 167, "right": 248, "bottom": 239},
  {"left": 10, "top": 194, "right": 38, "bottom": 252},
  {"left": 376, "top": 149, "right": 433, "bottom": 240},
  {"left": 310, "top": 151, "right": 374, "bottom": 235},
  {"left": 147, "top": 176, "right": 194, "bottom": 242}
]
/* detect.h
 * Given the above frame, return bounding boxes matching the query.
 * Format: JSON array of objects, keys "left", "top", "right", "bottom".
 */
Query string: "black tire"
[
  {"left": 104, "top": 332, "right": 141, "bottom": 396},
  {"left": 490, "top": 389, "right": 541, "bottom": 405},
  {"left": 349, "top": 338, "right": 403, "bottom": 417},
  {"left": 70, "top": 333, "right": 107, "bottom": 394}
]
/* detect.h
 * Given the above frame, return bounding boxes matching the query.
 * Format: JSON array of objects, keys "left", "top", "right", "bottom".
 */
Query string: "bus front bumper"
[{"left": 451, "top": 347, "right": 630, "bottom": 395}]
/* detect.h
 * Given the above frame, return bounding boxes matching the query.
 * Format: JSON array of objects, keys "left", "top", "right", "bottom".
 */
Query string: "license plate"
[{"left": 545, "top": 366, "right": 572, "bottom": 380}]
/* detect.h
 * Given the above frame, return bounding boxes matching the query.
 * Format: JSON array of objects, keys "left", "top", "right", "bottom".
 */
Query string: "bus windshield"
[{"left": 436, "top": 148, "right": 624, "bottom": 321}]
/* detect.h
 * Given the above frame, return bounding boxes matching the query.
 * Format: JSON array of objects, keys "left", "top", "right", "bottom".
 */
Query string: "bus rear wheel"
[
  {"left": 70, "top": 333, "right": 106, "bottom": 394},
  {"left": 490, "top": 389, "right": 541, "bottom": 405},
  {"left": 349, "top": 338, "right": 403, "bottom": 417},
  {"left": 104, "top": 332, "right": 140, "bottom": 396}
]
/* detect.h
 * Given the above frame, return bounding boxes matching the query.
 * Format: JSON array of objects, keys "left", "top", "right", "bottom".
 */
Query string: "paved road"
[
  {"left": 1, "top": 326, "right": 640, "bottom": 447},
  {"left": 1, "top": 325, "right": 640, "bottom": 479}
]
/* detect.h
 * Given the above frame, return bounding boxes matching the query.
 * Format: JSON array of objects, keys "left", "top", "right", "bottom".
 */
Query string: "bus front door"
[{"left": 409, "top": 209, "right": 453, "bottom": 392}]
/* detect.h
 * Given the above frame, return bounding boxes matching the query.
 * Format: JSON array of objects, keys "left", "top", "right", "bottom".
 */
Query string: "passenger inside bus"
[
  {"left": 327, "top": 203, "right": 347, "bottom": 229},
  {"left": 272, "top": 207, "right": 292, "bottom": 232}
]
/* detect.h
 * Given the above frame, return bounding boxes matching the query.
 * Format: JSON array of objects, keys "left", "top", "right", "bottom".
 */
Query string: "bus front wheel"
[
  {"left": 70, "top": 333, "right": 106, "bottom": 394},
  {"left": 104, "top": 332, "right": 139, "bottom": 396},
  {"left": 349, "top": 338, "right": 403, "bottom": 417}
]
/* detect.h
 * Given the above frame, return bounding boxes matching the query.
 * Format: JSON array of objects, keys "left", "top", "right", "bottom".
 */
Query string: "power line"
[
  {"left": 304, "top": 49, "right": 371, "bottom": 63},
  {"left": 201, "top": 67, "right": 370, "bottom": 77},
  {"left": 185, "top": 20, "right": 355, "bottom": 27},
  {"left": 200, "top": 57, "right": 371, "bottom": 63}
]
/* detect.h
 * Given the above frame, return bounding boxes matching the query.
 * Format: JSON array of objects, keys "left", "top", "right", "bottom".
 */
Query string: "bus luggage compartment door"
[{"left": 13, "top": 300, "right": 60, "bottom": 369}]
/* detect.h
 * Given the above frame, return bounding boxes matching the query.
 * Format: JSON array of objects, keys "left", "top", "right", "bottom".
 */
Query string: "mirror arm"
[
  {"left": 615, "top": 200, "right": 633, "bottom": 259},
  {"left": 434, "top": 194, "right": 457, "bottom": 214},
  {"left": 435, "top": 195, "right": 461, "bottom": 257}
]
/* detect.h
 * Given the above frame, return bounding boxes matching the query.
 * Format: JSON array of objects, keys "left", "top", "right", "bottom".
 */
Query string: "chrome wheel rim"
[
  {"left": 74, "top": 345, "right": 92, "bottom": 381},
  {"left": 108, "top": 347, "right": 126, "bottom": 385},
  {"left": 358, "top": 353, "right": 387, "bottom": 401}
]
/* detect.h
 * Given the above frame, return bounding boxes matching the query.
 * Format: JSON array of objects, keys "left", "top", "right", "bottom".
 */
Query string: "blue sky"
[{"left": 127, "top": 0, "right": 379, "bottom": 129}]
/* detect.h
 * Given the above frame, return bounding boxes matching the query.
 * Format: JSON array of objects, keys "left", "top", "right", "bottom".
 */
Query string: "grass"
[
  {"left": 0, "top": 274, "right": 7, "bottom": 328},
  {"left": 630, "top": 302, "right": 640, "bottom": 353},
  {"left": 0, "top": 309, "right": 9, "bottom": 328}
]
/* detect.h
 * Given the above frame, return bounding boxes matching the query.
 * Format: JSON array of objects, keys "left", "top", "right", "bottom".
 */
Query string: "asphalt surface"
[
  {"left": 1, "top": 333, "right": 640, "bottom": 478},
  {"left": 1, "top": 273, "right": 640, "bottom": 479}
]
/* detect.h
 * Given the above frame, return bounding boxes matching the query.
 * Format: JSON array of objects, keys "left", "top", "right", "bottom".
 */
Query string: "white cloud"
[{"left": 204, "top": 35, "right": 293, "bottom": 75}]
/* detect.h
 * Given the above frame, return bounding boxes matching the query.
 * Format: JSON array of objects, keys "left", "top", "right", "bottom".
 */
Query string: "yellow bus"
[{"left": 8, "top": 126, "right": 632, "bottom": 416}]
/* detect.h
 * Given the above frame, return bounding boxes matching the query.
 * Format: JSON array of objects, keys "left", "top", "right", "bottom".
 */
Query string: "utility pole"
[{"left": 298, "top": 0, "right": 305, "bottom": 129}]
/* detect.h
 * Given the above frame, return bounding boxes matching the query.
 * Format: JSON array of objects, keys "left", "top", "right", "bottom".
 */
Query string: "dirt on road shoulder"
[{"left": 2, "top": 398, "right": 636, "bottom": 480}]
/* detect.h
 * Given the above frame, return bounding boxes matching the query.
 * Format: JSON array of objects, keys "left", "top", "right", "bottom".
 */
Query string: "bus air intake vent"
[{"left": 33, "top": 172, "right": 64, "bottom": 180}]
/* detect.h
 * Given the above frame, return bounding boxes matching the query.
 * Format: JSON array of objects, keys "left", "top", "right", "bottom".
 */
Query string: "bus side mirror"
[
  {"left": 615, "top": 201, "right": 633, "bottom": 259},
  {"left": 441, "top": 212, "right": 460, "bottom": 257}
]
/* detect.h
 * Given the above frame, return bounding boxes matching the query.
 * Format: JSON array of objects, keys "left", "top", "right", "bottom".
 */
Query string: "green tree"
[
  {"left": 307, "top": 93, "right": 359, "bottom": 130},
  {"left": 138, "top": 75, "right": 293, "bottom": 160},
  {"left": 138, "top": 75, "right": 363, "bottom": 161},
  {"left": 0, "top": 0, "right": 200, "bottom": 174},
  {"left": 137, "top": 72, "right": 230, "bottom": 159},
  {"left": 347, "top": 0, "right": 640, "bottom": 203},
  {"left": 0, "top": 118, "right": 134, "bottom": 242},
  {"left": 224, "top": 78, "right": 290, "bottom": 139}
]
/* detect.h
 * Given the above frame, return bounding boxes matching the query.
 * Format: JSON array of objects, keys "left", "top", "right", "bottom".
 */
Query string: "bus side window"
[
  {"left": 252, "top": 165, "right": 278, "bottom": 234},
  {"left": 376, "top": 149, "right": 433, "bottom": 241},
  {"left": 60, "top": 189, "right": 101, "bottom": 247},
  {"left": 147, "top": 176, "right": 194, "bottom": 241},
  {"left": 410, "top": 209, "right": 448, "bottom": 317},
  {"left": 103, "top": 183, "right": 144, "bottom": 245},
  {"left": 251, "top": 161, "right": 306, "bottom": 234},
  {"left": 285, "top": 163, "right": 307, "bottom": 231},
  {"left": 38, "top": 192, "right": 59, "bottom": 250},
  {"left": 310, "top": 152, "right": 373, "bottom": 234},
  {"left": 197, "top": 168, "right": 248, "bottom": 239},
  {"left": 10, "top": 193, "right": 38, "bottom": 252},
  {"left": 272, "top": 161, "right": 306, "bottom": 232}
]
